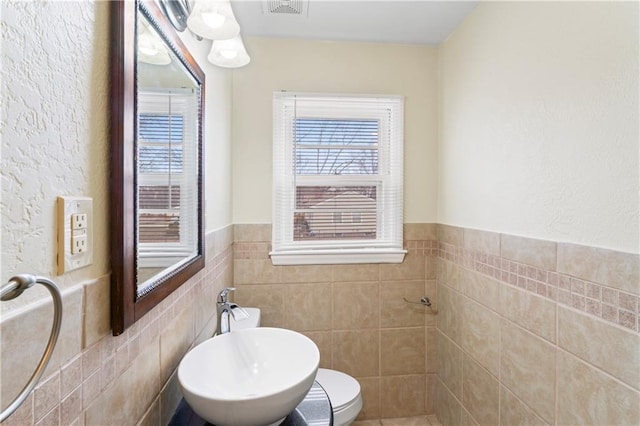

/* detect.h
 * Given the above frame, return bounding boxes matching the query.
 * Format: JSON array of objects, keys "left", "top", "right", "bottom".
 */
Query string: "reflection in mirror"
[
  {"left": 110, "top": 0, "right": 205, "bottom": 335},
  {"left": 136, "top": 13, "right": 200, "bottom": 296}
]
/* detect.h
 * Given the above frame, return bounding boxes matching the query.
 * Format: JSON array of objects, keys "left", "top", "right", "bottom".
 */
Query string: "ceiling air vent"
[{"left": 262, "top": 0, "right": 308, "bottom": 16}]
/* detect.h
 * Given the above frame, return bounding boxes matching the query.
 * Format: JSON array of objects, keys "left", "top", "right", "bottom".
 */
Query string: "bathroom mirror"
[{"left": 110, "top": 0, "right": 205, "bottom": 335}]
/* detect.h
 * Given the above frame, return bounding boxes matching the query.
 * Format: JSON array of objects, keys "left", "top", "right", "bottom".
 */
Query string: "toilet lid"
[{"left": 315, "top": 368, "right": 361, "bottom": 410}]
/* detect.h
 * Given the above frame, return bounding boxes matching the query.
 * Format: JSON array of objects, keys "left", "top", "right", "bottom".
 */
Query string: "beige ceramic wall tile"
[
  {"left": 462, "top": 355, "right": 499, "bottom": 426},
  {"left": 500, "top": 284, "right": 556, "bottom": 343},
  {"left": 47, "top": 286, "right": 83, "bottom": 376},
  {"left": 34, "top": 372, "right": 60, "bottom": 423},
  {"left": 500, "top": 321, "right": 555, "bottom": 424},
  {"left": 463, "top": 229, "right": 500, "bottom": 256},
  {"left": 426, "top": 257, "right": 438, "bottom": 280},
  {"left": 500, "top": 234, "right": 557, "bottom": 271},
  {"left": 460, "top": 408, "right": 478, "bottom": 426},
  {"left": 280, "top": 264, "right": 333, "bottom": 284},
  {"left": 234, "top": 284, "right": 285, "bottom": 327},
  {"left": 332, "top": 329, "right": 379, "bottom": 377},
  {"left": 60, "top": 386, "right": 82, "bottom": 426},
  {"left": 357, "top": 377, "right": 381, "bottom": 420},
  {"left": 137, "top": 396, "right": 161, "bottom": 426},
  {"left": 380, "top": 252, "right": 426, "bottom": 281},
  {"left": 85, "top": 341, "right": 160, "bottom": 425},
  {"left": 35, "top": 405, "right": 58, "bottom": 425},
  {"left": 434, "top": 377, "right": 462, "bottom": 426},
  {"left": 499, "top": 386, "right": 548, "bottom": 426},
  {"left": 2, "top": 392, "right": 33, "bottom": 426},
  {"left": 557, "top": 350, "right": 640, "bottom": 426},
  {"left": 301, "top": 331, "right": 332, "bottom": 369},
  {"left": 462, "top": 269, "right": 501, "bottom": 313},
  {"left": 81, "top": 342, "right": 101, "bottom": 384},
  {"left": 334, "top": 282, "right": 380, "bottom": 329},
  {"left": 437, "top": 224, "right": 464, "bottom": 246},
  {"left": 83, "top": 275, "right": 111, "bottom": 347},
  {"left": 380, "top": 375, "right": 426, "bottom": 418},
  {"left": 194, "top": 312, "right": 217, "bottom": 347},
  {"left": 381, "top": 415, "right": 433, "bottom": 425},
  {"left": 425, "top": 373, "right": 437, "bottom": 414},
  {"left": 461, "top": 298, "right": 500, "bottom": 376},
  {"left": 159, "top": 372, "right": 182, "bottom": 425},
  {"left": 159, "top": 307, "right": 194, "bottom": 385},
  {"left": 233, "top": 223, "right": 271, "bottom": 242},
  {"left": 60, "top": 355, "right": 82, "bottom": 400},
  {"left": 438, "top": 260, "right": 464, "bottom": 292},
  {"left": 558, "top": 306, "right": 640, "bottom": 389},
  {"left": 233, "top": 259, "right": 281, "bottom": 284},
  {"left": 427, "top": 414, "right": 442, "bottom": 426},
  {"left": 436, "top": 331, "right": 463, "bottom": 399},
  {"left": 1, "top": 285, "right": 82, "bottom": 407},
  {"left": 194, "top": 275, "right": 223, "bottom": 338},
  {"left": 284, "top": 283, "right": 332, "bottom": 331},
  {"left": 437, "top": 284, "right": 463, "bottom": 345},
  {"left": 557, "top": 243, "right": 639, "bottom": 294},
  {"left": 380, "top": 327, "right": 425, "bottom": 375},
  {"left": 380, "top": 281, "right": 425, "bottom": 328},
  {"left": 425, "top": 280, "right": 438, "bottom": 327},
  {"left": 426, "top": 327, "right": 437, "bottom": 373},
  {"left": 333, "top": 263, "right": 380, "bottom": 282}
]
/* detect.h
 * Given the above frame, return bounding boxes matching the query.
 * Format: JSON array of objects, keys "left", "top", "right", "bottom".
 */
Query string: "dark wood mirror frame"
[{"left": 110, "top": 0, "right": 205, "bottom": 336}]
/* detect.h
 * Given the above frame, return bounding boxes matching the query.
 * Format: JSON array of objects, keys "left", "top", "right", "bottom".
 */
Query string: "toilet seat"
[{"left": 315, "top": 368, "right": 363, "bottom": 426}]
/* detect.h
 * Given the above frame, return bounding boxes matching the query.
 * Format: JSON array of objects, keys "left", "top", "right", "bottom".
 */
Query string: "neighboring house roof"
[{"left": 309, "top": 191, "right": 376, "bottom": 209}]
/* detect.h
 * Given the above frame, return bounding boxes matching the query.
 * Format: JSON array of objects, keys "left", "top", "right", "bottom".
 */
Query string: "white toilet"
[
  {"left": 314, "top": 368, "right": 363, "bottom": 425},
  {"left": 231, "top": 307, "right": 363, "bottom": 425}
]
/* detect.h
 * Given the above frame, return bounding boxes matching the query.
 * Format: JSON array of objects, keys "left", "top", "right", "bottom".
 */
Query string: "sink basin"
[{"left": 178, "top": 327, "right": 320, "bottom": 426}]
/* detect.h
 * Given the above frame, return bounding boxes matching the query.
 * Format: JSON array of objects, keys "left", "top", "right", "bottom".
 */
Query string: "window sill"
[{"left": 269, "top": 248, "right": 407, "bottom": 265}]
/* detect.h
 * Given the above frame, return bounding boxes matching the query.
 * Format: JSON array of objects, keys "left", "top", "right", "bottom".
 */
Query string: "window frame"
[{"left": 271, "top": 92, "right": 406, "bottom": 265}]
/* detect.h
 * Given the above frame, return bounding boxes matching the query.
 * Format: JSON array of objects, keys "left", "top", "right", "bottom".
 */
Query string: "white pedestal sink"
[{"left": 178, "top": 327, "right": 320, "bottom": 426}]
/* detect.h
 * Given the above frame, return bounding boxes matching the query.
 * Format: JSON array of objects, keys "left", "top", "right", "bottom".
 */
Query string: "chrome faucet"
[{"left": 215, "top": 287, "right": 249, "bottom": 335}]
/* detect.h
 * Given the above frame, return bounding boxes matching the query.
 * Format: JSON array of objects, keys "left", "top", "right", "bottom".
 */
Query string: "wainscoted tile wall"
[
  {"left": 232, "top": 224, "right": 440, "bottom": 420},
  {"left": 435, "top": 224, "right": 640, "bottom": 426},
  {"left": 3, "top": 223, "right": 637, "bottom": 425},
  {"left": 0, "top": 226, "right": 233, "bottom": 426}
]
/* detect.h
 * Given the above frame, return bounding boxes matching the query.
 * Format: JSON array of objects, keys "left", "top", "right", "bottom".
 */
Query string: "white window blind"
[
  {"left": 271, "top": 93, "right": 406, "bottom": 265},
  {"left": 137, "top": 90, "right": 199, "bottom": 268}
]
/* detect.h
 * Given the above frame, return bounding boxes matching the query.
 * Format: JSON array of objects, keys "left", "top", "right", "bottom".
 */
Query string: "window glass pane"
[
  {"left": 138, "top": 112, "right": 184, "bottom": 244},
  {"left": 294, "top": 186, "right": 377, "bottom": 241},
  {"left": 139, "top": 114, "right": 184, "bottom": 141},
  {"left": 139, "top": 212, "right": 180, "bottom": 243},
  {"left": 138, "top": 185, "right": 180, "bottom": 209},
  {"left": 295, "top": 118, "right": 378, "bottom": 175},
  {"left": 139, "top": 114, "right": 184, "bottom": 173}
]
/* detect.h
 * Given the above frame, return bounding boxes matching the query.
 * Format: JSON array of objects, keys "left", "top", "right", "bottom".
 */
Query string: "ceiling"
[{"left": 231, "top": 0, "right": 479, "bottom": 45}]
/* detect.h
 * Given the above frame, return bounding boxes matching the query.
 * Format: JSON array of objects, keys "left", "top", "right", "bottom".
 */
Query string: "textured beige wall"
[
  {"left": 231, "top": 37, "right": 439, "bottom": 224},
  {"left": 435, "top": 225, "right": 639, "bottom": 426},
  {"left": 1, "top": 0, "right": 111, "bottom": 309},
  {"left": 438, "top": 1, "right": 640, "bottom": 253}
]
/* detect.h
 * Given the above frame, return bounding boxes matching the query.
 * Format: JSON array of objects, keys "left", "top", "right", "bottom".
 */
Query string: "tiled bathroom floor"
[{"left": 353, "top": 415, "right": 442, "bottom": 426}]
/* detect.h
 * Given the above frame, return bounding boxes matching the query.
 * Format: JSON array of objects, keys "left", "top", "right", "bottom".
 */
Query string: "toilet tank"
[{"left": 230, "top": 307, "right": 261, "bottom": 330}]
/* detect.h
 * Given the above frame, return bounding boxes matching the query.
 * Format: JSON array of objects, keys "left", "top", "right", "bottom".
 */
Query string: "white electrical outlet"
[{"left": 57, "top": 196, "right": 93, "bottom": 274}]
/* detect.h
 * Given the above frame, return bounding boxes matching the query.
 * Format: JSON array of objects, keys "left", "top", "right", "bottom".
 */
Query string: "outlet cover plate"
[{"left": 57, "top": 196, "right": 93, "bottom": 274}]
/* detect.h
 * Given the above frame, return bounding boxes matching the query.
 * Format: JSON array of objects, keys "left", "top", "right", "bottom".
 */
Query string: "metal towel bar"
[{"left": 0, "top": 274, "right": 63, "bottom": 422}]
